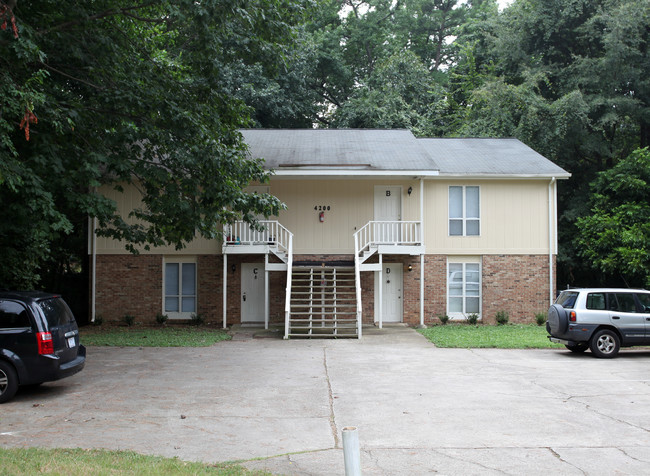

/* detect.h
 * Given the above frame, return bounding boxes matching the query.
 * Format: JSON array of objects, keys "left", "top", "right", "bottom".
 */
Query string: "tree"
[
  {"left": 0, "top": 0, "right": 307, "bottom": 289},
  {"left": 575, "top": 148, "right": 650, "bottom": 287}
]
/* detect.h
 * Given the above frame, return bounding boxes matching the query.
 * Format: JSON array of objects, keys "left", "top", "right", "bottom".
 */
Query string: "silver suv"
[{"left": 547, "top": 288, "right": 650, "bottom": 358}]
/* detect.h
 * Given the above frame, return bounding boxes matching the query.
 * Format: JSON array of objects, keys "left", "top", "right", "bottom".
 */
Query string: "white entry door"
[
  {"left": 376, "top": 263, "right": 403, "bottom": 323},
  {"left": 241, "top": 263, "right": 265, "bottom": 323},
  {"left": 374, "top": 186, "right": 401, "bottom": 243}
]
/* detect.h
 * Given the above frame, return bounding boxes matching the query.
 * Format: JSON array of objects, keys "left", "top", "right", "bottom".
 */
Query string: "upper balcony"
[
  {"left": 354, "top": 221, "right": 425, "bottom": 262},
  {"left": 222, "top": 220, "right": 292, "bottom": 262}
]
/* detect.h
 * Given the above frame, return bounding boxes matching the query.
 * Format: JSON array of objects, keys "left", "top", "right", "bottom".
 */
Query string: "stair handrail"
[
  {"left": 353, "top": 229, "right": 363, "bottom": 339},
  {"left": 284, "top": 232, "right": 293, "bottom": 339}
]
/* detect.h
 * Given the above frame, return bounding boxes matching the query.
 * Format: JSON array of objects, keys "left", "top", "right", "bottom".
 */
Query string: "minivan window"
[
  {"left": 586, "top": 293, "right": 606, "bottom": 310},
  {"left": 556, "top": 291, "right": 578, "bottom": 309},
  {"left": 0, "top": 301, "right": 31, "bottom": 328},
  {"left": 38, "top": 298, "right": 74, "bottom": 327}
]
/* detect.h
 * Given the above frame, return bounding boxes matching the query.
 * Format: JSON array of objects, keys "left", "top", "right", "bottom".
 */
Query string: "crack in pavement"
[
  {"left": 548, "top": 447, "right": 587, "bottom": 475},
  {"left": 323, "top": 347, "right": 339, "bottom": 449}
]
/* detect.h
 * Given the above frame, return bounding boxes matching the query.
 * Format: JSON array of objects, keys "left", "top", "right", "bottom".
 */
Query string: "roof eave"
[
  {"left": 436, "top": 173, "right": 572, "bottom": 180},
  {"left": 271, "top": 169, "right": 440, "bottom": 178}
]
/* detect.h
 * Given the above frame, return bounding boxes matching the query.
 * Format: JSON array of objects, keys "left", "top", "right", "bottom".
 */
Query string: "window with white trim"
[
  {"left": 164, "top": 259, "right": 196, "bottom": 318},
  {"left": 447, "top": 262, "right": 481, "bottom": 318},
  {"left": 449, "top": 186, "right": 480, "bottom": 236}
]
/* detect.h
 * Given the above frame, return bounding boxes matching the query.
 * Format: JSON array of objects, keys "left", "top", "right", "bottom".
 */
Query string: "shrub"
[
  {"left": 123, "top": 314, "right": 135, "bottom": 327},
  {"left": 155, "top": 313, "right": 169, "bottom": 326},
  {"left": 190, "top": 313, "right": 205, "bottom": 326},
  {"left": 535, "top": 312, "right": 547, "bottom": 326},
  {"left": 466, "top": 313, "right": 479, "bottom": 325},
  {"left": 438, "top": 314, "right": 449, "bottom": 325},
  {"left": 93, "top": 315, "right": 104, "bottom": 326},
  {"left": 495, "top": 310, "right": 509, "bottom": 325}
]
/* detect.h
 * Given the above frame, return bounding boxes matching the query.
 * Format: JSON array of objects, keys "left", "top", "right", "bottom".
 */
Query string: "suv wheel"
[
  {"left": 0, "top": 360, "right": 18, "bottom": 403},
  {"left": 565, "top": 342, "right": 588, "bottom": 353},
  {"left": 590, "top": 329, "right": 620, "bottom": 359}
]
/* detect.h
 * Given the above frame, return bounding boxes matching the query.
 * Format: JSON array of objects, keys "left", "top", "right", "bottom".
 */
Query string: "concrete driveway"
[{"left": 1, "top": 326, "right": 650, "bottom": 475}]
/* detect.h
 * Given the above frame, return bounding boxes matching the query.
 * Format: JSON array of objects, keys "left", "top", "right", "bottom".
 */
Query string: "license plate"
[{"left": 67, "top": 336, "right": 76, "bottom": 348}]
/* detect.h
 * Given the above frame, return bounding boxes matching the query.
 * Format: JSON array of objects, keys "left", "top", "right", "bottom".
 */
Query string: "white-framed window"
[
  {"left": 449, "top": 186, "right": 480, "bottom": 236},
  {"left": 447, "top": 261, "right": 481, "bottom": 319},
  {"left": 164, "top": 258, "right": 197, "bottom": 319}
]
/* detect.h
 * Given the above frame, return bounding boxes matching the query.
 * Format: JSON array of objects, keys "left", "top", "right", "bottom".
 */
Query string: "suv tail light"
[
  {"left": 37, "top": 332, "right": 54, "bottom": 355},
  {"left": 569, "top": 311, "right": 577, "bottom": 322}
]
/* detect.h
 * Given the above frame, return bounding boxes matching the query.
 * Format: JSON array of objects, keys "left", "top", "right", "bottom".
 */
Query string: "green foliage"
[
  {"left": 0, "top": 447, "right": 265, "bottom": 475},
  {"left": 0, "top": 0, "right": 306, "bottom": 289},
  {"left": 495, "top": 310, "right": 509, "bottom": 325},
  {"left": 190, "top": 313, "right": 206, "bottom": 326},
  {"left": 466, "top": 313, "right": 479, "bottom": 325},
  {"left": 124, "top": 314, "right": 135, "bottom": 327},
  {"left": 575, "top": 148, "right": 650, "bottom": 287},
  {"left": 155, "top": 313, "right": 169, "bottom": 326},
  {"left": 81, "top": 327, "right": 231, "bottom": 347},
  {"left": 438, "top": 314, "right": 450, "bottom": 325},
  {"left": 535, "top": 312, "right": 547, "bottom": 326},
  {"left": 418, "top": 324, "right": 563, "bottom": 349}
]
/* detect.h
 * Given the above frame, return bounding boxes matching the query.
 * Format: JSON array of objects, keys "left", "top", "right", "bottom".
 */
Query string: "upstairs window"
[{"left": 449, "top": 186, "right": 480, "bottom": 236}]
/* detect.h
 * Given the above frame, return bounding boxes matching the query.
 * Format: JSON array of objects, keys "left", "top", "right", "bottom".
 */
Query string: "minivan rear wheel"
[
  {"left": 590, "top": 329, "right": 620, "bottom": 359},
  {"left": 0, "top": 360, "right": 18, "bottom": 403}
]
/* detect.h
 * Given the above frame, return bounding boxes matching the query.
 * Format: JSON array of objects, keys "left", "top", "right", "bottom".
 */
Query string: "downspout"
[
  {"left": 548, "top": 178, "right": 556, "bottom": 305},
  {"left": 419, "top": 178, "right": 424, "bottom": 327},
  {"left": 223, "top": 254, "right": 228, "bottom": 329},
  {"left": 90, "top": 216, "right": 97, "bottom": 323}
]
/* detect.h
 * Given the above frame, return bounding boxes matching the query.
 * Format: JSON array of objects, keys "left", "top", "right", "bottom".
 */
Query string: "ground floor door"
[
  {"left": 241, "top": 263, "right": 265, "bottom": 323},
  {"left": 376, "top": 263, "right": 403, "bottom": 323}
]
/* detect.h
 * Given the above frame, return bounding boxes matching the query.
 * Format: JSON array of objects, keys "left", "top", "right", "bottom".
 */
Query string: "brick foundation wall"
[
  {"left": 482, "top": 255, "right": 554, "bottom": 324},
  {"left": 95, "top": 254, "right": 163, "bottom": 324},
  {"left": 95, "top": 252, "right": 554, "bottom": 326}
]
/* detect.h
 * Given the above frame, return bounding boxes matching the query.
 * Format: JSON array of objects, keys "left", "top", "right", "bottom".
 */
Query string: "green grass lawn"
[
  {"left": 418, "top": 323, "right": 564, "bottom": 349},
  {"left": 0, "top": 448, "right": 269, "bottom": 475},
  {"left": 80, "top": 326, "right": 231, "bottom": 347}
]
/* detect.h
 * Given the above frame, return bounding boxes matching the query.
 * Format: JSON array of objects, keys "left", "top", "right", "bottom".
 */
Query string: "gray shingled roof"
[
  {"left": 417, "top": 138, "right": 570, "bottom": 177},
  {"left": 241, "top": 129, "right": 438, "bottom": 173},
  {"left": 241, "top": 129, "right": 570, "bottom": 178}
]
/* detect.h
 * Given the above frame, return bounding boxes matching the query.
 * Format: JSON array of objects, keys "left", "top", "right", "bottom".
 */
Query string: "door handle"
[
  {"left": 612, "top": 316, "right": 620, "bottom": 320},
  {"left": 243, "top": 293, "right": 247, "bottom": 302},
  {"left": 646, "top": 317, "right": 650, "bottom": 321}
]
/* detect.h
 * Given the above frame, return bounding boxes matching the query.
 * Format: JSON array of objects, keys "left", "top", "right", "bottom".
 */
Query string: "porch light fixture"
[
  {"left": 231, "top": 264, "right": 236, "bottom": 273},
  {"left": 407, "top": 186, "right": 413, "bottom": 196},
  {"left": 408, "top": 264, "right": 413, "bottom": 272}
]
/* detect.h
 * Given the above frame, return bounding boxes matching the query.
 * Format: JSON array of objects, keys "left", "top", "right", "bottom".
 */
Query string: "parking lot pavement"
[{"left": 2, "top": 326, "right": 650, "bottom": 475}]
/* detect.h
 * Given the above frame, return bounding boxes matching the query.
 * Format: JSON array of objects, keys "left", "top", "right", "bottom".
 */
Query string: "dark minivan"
[{"left": 0, "top": 291, "right": 85, "bottom": 403}]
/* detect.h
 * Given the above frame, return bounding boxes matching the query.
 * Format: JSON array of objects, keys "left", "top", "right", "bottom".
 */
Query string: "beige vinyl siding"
[
  {"left": 271, "top": 178, "right": 421, "bottom": 254},
  {"left": 424, "top": 179, "right": 552, "bottom": 254},
  {"left": 96, "top": 178, "right": 552, "bottom": 256},
  {"left": 95, "top": 184, "right": 220, "bottom": 255}
]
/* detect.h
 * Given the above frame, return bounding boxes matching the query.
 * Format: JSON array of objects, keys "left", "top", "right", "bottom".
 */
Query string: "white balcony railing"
[
  {"left": 223, "top": 220, "right": 292, "bottom": 255},
  {"left": 354, "top": 220, "right": 422, "bottom": 254}
]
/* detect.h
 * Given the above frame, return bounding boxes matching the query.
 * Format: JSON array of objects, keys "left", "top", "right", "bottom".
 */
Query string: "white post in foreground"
[{"left": 342, "top": 426, "right": 362, "bottom": 476}]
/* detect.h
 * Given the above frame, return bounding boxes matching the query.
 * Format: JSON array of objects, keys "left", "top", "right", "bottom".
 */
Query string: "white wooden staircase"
[{"left": 285, "top": 265, "right": 359, "bottom": 338}]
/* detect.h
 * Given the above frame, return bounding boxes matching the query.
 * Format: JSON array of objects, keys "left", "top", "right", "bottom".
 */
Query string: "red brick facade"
[
  {"left": 95, "top": 254, "right": 163, "bottom": 323},
  {"left": 95, "top": 253, "right": 555, "bottom": 326}
]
